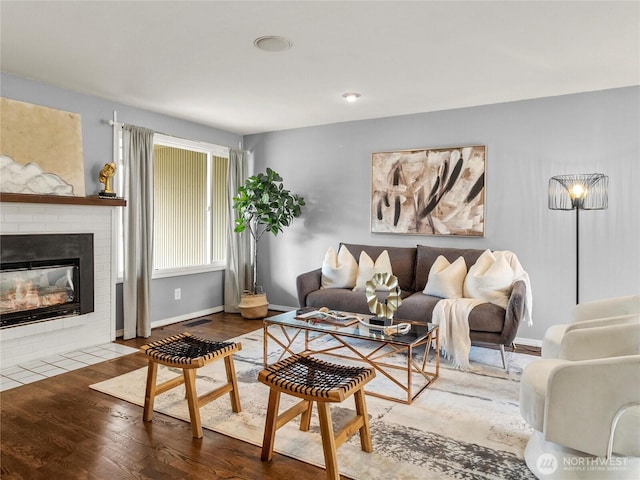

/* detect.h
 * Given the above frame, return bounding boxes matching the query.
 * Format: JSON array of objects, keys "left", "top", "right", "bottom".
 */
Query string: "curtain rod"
[
  {"left": 105, "top": 113, "right": 249, "bottom": 154},
  {"left": 106, "top": 118, "right": 175, "bottom": 138}
]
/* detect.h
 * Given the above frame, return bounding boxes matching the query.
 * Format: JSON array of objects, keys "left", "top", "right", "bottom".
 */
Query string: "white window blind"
[
  {"left": 153, "top": 146, "right": 208, "bottom": 269},
  {"left": 152, "top": 135, "right": 229, "bottom": 273}
]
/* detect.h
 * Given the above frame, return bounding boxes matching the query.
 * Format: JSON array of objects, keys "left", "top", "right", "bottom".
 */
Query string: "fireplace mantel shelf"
[{"left": 0, "top": 193, "right": 126, "bottom": 207}]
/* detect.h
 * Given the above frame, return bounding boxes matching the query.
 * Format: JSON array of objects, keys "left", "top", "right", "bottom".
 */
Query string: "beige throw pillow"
[
  {"left": 464, "top": 249, "right": 514, "bottom": 308},
  {"left": 423, "top": 255, "right": 467, "bottom": 299},
  {"left": 321, "top": 245, "right": 358, "bottom": 289},
  {"left": 353, "top": 250, "right": 393, "bottom": 291}
]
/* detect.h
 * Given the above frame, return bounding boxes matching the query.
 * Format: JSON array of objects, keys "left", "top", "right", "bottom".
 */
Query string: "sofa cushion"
[
  {"left": 397, "top": 293, "right": 505, "bottom": 333},
  {"left": 321, "top": 245, "right": 358, "bottom": 289},
  {"left": 342, "top": 243, "right": 416, "bottom": 292},
  {"left": 353, "top": 250, "right": 393, "bottom": 291},
  {"left": 306, "top": 288, "right": 371, "bottom": 314},
  {"left": 423, "top": 255, "right": 467, "bottom": 298},
  {"left": 396, "top": 293, "right": 440, "bottom": 323},
  {"left": 415, "top": 245, "right": 485, "bottom": 292},
  {"left": 306, "top": 287, "right": 505, "bottom": 333}
]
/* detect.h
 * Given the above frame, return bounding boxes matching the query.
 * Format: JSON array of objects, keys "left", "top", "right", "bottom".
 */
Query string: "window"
[{"left": 115, "top": 133, "right": 229, "bottom": 279}]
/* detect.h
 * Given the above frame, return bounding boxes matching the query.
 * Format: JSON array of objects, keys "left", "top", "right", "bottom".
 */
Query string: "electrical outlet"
[{"left": 174, "top": 288, "right": 181, "bottom": 300}]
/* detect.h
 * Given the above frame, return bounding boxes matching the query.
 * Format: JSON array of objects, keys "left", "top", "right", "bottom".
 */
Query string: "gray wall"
[
  {"left": 115, "top": 270, "right": 224, "bottom": 328},
  {"left": 3, "top": 72, "right": 638, "bottom": 342},
  {"left": 1, "top": 73, "right": 241, "bottom": 326},
  {"left": 245, "top": 87, "right": 640, "bottom": 342}
]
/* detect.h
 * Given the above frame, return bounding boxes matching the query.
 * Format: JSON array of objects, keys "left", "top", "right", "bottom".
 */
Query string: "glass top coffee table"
[{"left": 263, "top": 309, "right": 439, "bottom": 404}]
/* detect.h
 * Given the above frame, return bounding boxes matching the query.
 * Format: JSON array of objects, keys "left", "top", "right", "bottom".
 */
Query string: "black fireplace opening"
[{"left": 0, "top": 234, "right": 94, "bottom": 329}]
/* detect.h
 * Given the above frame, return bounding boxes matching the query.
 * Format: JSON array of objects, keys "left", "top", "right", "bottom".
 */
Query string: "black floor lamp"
[{"left": 548, "top": 173, "right": 609, "bottom": 304}]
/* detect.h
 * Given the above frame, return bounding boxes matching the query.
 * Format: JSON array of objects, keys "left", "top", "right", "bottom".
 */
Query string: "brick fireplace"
[{"left": 0, "top": 194, "right": 123, "bottom": 368}]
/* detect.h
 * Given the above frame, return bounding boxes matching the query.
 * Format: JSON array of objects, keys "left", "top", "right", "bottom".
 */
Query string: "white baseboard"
[
  {"left": 514, "top": 336, "right": 542, "bottom": 348},
  {"left": 151, "top": 306, "right": 224, "bottom": 329},
  {"left": 115, "top": 306, "right": 224, "bottom": 339},
  {"left": 268, "top": 304, "right": 295, "bottom": 312}
]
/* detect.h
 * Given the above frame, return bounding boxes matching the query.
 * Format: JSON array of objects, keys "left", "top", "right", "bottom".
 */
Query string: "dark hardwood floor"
[
  {"left": 1, "top": 312, "right": 328, "bottom": 480},
  {"left": 1, "top": 311, "right": 540, "bottom": 480}
]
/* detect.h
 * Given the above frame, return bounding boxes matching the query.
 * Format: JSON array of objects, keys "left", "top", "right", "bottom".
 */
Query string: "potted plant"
[{"left": 232, "top": 167, "right": 305, "bottom": 319}]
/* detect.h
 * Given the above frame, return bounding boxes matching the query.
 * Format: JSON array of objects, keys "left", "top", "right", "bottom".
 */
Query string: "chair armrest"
[
  {"left": 560, "top": 318, "right": 640, "bottom": 361},
  {"left": 296, "top": 268, "right": 322, "bottom": 307},
  {"left": 542, "top": 324, "right": 570, "bottom": 358},
  {"left": 543, "top": 314, "right": 639, "bottom": 359},
  {"left": 567, "top": 313, "right": 639, "bottom": 332},
  {"left": 544, "top": 355, "right": 640, "bottom": 457},
  {"left": 572, "top": 294, "right": 640, "bottom": 322},
  {"left": 502, "top": 280, "right": 526, "bottom": 344}
]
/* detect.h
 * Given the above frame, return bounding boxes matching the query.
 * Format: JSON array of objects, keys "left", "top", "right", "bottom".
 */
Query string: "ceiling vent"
[{"left": 254, "top": 36, "right": 293, "bottom": 52}]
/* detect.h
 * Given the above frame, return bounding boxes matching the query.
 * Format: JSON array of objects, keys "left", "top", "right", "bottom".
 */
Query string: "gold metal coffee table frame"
[{"left": 263, "top": 310, "right": 439, "bottom": 404}]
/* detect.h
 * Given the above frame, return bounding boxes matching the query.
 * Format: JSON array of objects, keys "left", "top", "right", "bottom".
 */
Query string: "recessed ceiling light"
[
  {"left": 254, "top": 36, "right": 293, "bottom": 52},
  {"left": 342, "top": 92, "right": 361, "bottom": 103}
]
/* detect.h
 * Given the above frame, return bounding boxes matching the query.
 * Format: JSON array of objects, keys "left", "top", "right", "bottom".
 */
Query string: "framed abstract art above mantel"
[{"left": 371, "top": 145, "right": 486, "bottom": 237}]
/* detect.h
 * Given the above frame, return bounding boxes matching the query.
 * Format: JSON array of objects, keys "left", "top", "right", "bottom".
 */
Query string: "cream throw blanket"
[
  {"left": 432, "top": 251, "right": 532, "bottom": 370},
  {"left": 433, "top": 298, "right": 484, "bottom": 369}
]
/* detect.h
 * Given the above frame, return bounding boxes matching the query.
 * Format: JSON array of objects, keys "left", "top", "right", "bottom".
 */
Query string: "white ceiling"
[{"left": 1, "top": 1, "right": 638, "bottom": 135}]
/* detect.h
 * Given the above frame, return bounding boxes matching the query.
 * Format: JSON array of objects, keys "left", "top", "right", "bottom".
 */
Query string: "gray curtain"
[
  {"left": 123, "top": 125, "right": 155, "bottom": 339},
  {"left": 224, "top": 148, "right": 251, "bottom": 312}
]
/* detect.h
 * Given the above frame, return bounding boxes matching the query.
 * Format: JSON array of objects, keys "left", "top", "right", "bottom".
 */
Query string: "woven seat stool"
[
  {"left": 140, "top": 332, "right": 242, "bottom": 438},
  {"left": 258, "top": 354, "right": 375, "bottom": 480}
]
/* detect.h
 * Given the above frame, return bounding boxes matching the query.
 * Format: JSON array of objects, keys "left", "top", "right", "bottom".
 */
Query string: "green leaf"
[{"left": 231, "top": 169, "right": 305, "bottom": 242}]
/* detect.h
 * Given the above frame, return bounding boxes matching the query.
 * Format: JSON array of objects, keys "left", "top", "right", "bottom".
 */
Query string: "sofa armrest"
[
  {"left": 296, "top": 268, "right": 322, "bottom": 307},
  {"left": 502, "top": 279, "right": 526, "bottom": 345}
]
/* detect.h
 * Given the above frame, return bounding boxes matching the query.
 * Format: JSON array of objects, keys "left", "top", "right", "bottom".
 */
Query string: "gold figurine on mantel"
[{"left": 98, "top": 162, "right": 117, "bottom": 198}]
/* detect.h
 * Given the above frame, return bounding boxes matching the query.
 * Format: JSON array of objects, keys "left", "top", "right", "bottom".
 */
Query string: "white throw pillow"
[
  {"left": 353, "top": 250, "right": 393, "bottom": 291},
  {"left": 321, "top": 245, "right": 358, "bottom": 289},
  {"left": 464, "top": 250, "right": 514, "bottom": 308},
  {"left": 423, "top": 255, "right": 467, "bottom": 299}
]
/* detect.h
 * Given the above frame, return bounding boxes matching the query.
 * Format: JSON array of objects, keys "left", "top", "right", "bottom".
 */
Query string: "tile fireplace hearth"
[{"left": 0, "top": 342, "right": 137, "bottom": 392}]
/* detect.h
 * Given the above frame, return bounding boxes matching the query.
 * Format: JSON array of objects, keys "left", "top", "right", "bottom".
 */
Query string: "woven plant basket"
[{"left": 238, "top": 292, "right": 269, "bottom": 319}]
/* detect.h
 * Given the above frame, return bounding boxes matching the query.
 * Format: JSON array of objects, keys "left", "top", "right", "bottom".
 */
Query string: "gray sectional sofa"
[{"left": 296, "top": 243, "right": 527, "bottom": 352}]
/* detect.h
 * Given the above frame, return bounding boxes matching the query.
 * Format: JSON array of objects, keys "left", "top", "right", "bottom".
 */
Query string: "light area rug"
[{"left": 90, "top": 329, "right": 537, "bottom": 480}]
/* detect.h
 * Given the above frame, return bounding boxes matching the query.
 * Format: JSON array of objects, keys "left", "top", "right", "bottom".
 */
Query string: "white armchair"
[{"left": 520, "top": 296, "right": 640, "bottom": 479}]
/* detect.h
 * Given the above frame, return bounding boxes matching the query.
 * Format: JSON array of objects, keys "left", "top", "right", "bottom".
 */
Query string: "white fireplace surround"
[{"left": 0, "top": 201, "right": 117, "bottom": 368}]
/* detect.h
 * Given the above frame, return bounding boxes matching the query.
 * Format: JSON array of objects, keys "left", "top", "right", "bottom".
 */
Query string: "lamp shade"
[{"left": 548, "top": 173, "right": 608, "bottom": 210}]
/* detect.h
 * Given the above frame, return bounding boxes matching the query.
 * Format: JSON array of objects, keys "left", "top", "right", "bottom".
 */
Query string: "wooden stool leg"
[
  {"left": 261, "top": 388, "right": 281, "bottom": 461},
  {"left": 354, "top": 389, "right": 372, "bottom": 453},
  {"left": 143, "top": 360, "right": 158, "bottom": 422},
  {"left": 224, "top": 355, "right": 241, "bottom": 413},
  {"left": 317, "top": 402, "right": 339, "bottom": 480},
  {"left": 183, "top": 368, "right": 203, "bottom": 438},
  {"left": 300, "top": 400, "right": 313, "bottom": 432}
]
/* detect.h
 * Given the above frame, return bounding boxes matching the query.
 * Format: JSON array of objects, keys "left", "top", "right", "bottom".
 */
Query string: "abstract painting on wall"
[
  {"left": 0, "top": 97, "right": 85, "bottom": 196},
  {"left": 371, "top": 145, "right": 485, "bottom": 236}
]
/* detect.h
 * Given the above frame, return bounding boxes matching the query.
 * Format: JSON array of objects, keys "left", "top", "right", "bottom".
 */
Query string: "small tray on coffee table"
[{"left": 295, "top": 309, "right": 360, "bottom": 327}]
